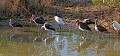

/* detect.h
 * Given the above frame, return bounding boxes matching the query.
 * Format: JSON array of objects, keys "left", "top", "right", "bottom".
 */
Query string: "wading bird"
[
  {"left": 9, "top": 19, "right": 24, "bottom": 41},
  {"left": 9, "top": 19, "right": 23, "bottom": 28},
  {"left": 41, "top": 22, "right": 55, "bottom": 39},
  {"left": 54, "top": 16, "right": 65, "bottom": 31},
  {"left": 30, "top": 14, "right": 46, "bottom": 36},
  {"left": 76, "top": 19, "right": 91, "bottom": 31},
  {"left": 112, "top": 20, "right": 120, "bottom": 34},
  {"left": 95, "top": 19, "right": 107, "bottom": 32},
  {"left": 41, "top": 22, "right": 55, "bottom": 31},
  {"left": 30, "top": 15, "right": 46, "bottom": 25}
]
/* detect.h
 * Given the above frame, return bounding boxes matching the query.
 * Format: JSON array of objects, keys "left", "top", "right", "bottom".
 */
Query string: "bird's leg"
[
  {"left": 15, "top": 28, "right": 18, "bottom": 32},
  {"left": 59, "top": 24, "right": 61, "bottom": 32},
  {"left": 99, "top": 32, "right": 102, "bottom": 38},
  {"left": 38, "top": 25, "right": 40, "bottom": 37},
  {"left": 10, "top": 28, "right": 14, "bottom": 33},
  {"left": 47, "top": 30, "right": 50, "bottom": 37},
  {"left": 39, "top": 25, "right": 42, "bottom": 36},
  {"left": 50, "top": 30, "right": 53, "bottom": 37},
  {"left": 30, "top": 23, "right": 32, "bottom": 32}
]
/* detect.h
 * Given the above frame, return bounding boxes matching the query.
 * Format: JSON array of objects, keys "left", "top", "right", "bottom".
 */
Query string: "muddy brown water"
[{"left": 0, "top": 25, "right": 120, "bottom": 56}]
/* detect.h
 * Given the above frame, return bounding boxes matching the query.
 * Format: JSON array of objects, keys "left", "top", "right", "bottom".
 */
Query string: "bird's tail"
[{"left": 50, "top": 28, "right": 55, "bottom": 31}]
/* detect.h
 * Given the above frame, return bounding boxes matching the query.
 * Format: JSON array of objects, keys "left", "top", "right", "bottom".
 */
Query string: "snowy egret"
[
  {"left": 54, "top": 16, "right": 65, "bottom": 31},
  {"left": 112, "top": 20, "right": 120, "bottom": 34},
  {"left": 112, "top": 20, "right": 120, "bottom": 30}
]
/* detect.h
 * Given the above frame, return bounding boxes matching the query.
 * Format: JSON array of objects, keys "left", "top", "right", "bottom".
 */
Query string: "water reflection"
[{"left": 0, "top": 27, "right": 120, "bottom": 56}]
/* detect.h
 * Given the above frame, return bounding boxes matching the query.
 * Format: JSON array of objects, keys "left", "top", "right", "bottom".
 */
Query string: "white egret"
[{"left": 54, "top": 16, "right": 65, "bottom": 31}]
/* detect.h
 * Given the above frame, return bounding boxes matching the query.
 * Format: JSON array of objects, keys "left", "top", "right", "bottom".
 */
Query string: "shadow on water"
[{"left": 0, "top": 26, "right": 120, "bottom": 56}]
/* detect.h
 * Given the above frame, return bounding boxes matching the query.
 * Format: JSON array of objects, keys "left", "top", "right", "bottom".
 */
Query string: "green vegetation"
[{"left": 92, "top": 0, "right": 120, "bottom": 9}]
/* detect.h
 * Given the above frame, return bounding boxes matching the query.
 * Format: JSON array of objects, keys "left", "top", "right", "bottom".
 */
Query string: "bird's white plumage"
[
  {"left": 113, "top": 20, "right": 120, "bottom": 30},
  {"left": 95, "top": 25, "right": 99, "bottom": 31},
  {"left": 41, "top": 25, "right": 47, "bottom": 30},
  {"left": 54, "top": 16, "right": 65, "bottom": 25},
  {"left": 41, "top": 23, "right": 47, "bottom": 30}
]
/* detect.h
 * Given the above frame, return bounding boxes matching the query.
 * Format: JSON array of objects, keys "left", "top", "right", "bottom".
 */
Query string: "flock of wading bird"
[{"left": 9, "top": 14, "right": 120, "bottom": 35}]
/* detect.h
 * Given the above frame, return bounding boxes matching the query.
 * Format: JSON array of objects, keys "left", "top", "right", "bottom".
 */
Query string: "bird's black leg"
[
  {"left": 15, "top": 28, "right": 18, "bottom": 32},
  {"left": 48, "top": 30, "right": 50, "bottom": 37},
  {"left": 38, "top": 24, "right": 40, "bottom": 37},
  {"left": 59, "top": 24, "right": 61, "bottom": 32},
  {"left": 30, "top": 23, "right": 32, "bottom": 32}
]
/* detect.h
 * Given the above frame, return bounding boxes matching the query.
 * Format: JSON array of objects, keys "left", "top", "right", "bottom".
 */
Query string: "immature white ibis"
[
  {"left": 76, "top": 19, "right": 91, "bottom": 31},
  {"left": 95, "top": 19, "right": 107, "bottom": 32},
  {"left": 9, "top": 19, "right": 23, "bottom": 28},
  {"left": 83, "top": 19, "right": 95, "bottom": 25},
  {"left": 54, "top": 16, "right": 65, "bottom": 31},
  {"left": 30, "top": 14, "right": 46, "bottom": 36}
]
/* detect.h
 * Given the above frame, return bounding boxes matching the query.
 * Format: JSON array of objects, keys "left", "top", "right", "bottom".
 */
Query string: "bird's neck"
[
  {"left": 31, "top": 16, "right": 36, "bottom": 20},
  {"left": 9, "top": 19, "right": 12, "bottom": 26},
  {"left": 76, "top": 22, "right": 79, "bottom": 26}
]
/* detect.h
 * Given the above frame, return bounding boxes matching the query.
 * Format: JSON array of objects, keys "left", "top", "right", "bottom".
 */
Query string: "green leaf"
[
  {"left": 96, "top": 1, "right": 102, "bottom": 6},
  {"left": 92, "top": 0, "right": 101, "bottom": 6},
  {"left": 92, "top": 0, "right": 96, "bottom": 3},
  {"left": 103, "top": 0, "right": 108, "bottom": 3}
]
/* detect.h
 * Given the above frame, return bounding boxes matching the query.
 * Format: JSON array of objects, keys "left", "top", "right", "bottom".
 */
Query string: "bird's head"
[
  {"left": 112, "top": 20, "right": 118, "bottom": 24},
  {"left": 75, "top": 19, "right": 80, "bottom": 26},
  {"left": 75, "top": 19, "right": 79, "bottom": 23},
  {"left": 44, "top": 19, "right": 48, "bottom": 22},
  {"left": 31, "top": 14, "right": 36, "bottom": 20},
  {"left": 54, "top": 16, "right": 58, "bottom": 19},
  {"left": 29, "top": 14, "right": 36, "bottom": 23}
]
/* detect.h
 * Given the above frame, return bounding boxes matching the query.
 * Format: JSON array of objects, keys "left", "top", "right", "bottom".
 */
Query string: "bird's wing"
[
  {"left": 80, "top": 23, "right": 91, "bottom": 31},
  {"left": 12, "top": 22, "right": 23, "bottom": 27},
  {"left": 97, "top": 25, "right": 107, "bottom": 32},
  {"left": 45, "top": 24, "right": 54, "bottom": 28},
  {"left": 35, "top": 17, "right": 45, "bottom": 24},
  {"left": 55, "top": 17, "right": 65, "bottom": 25}
]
